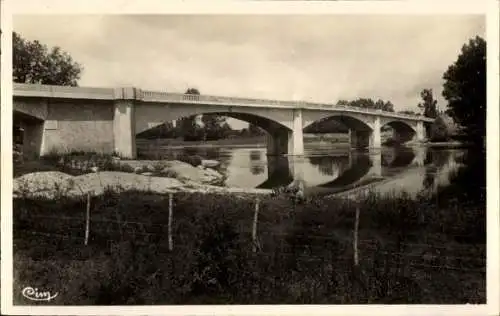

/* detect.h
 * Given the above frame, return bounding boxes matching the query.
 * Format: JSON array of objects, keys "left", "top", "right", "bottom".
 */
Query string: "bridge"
[{"left": 13, "top": 83, "right": 434, "bottom": 158}]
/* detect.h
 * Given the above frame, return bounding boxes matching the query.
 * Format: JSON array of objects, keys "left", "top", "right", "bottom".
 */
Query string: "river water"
[{"left": 137, "top": 140, "right": 467, "bottom": 197}]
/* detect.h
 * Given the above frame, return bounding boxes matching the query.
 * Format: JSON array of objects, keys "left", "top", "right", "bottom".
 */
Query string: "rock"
[
  {"left": 204, "top": 167, "right": 222, "bottom": 177},
  {"left": 134, "top": 166, "right": 143, "bottom": 173},
  {"left": 201, "top": 159, "right": 220, "bottom": 168},
  {"left": 163, "top": 160, "right": 224, "bottom": 185},
  {"left": 141, "top": 172, "right": 154, "bottom": 176},
  {"left": 13, "top": 170, "right": 271, "bottom": 199},
  {"left": 90, "top": 167, "right": 99, "bottom": 173}
]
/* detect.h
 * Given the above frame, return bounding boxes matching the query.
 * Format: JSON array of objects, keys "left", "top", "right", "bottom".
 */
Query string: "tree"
[
  {"left": 336, "top": 98, "right": 395, "bottom": 112},
  {"left": 399, "top": 110, "right": 416, "bottom": 115},
  {"left": 248, "top": 124, "right": 265, "bottom": 136},
  {"left": 418, "top": 89, "right": 438, "bottom": 119},
  {"left": 202, "top": 114, "right": 227, "bottom": 140},
  {"left": 185, "top": 87, "right": 200, "bottom": 95},
  {"left": 181, "top": 88, "right": 232, "bottom": 141},
  {"left": 429, "top": 116, "right": 449, "bottom": 142},
  {"left": 442, "top": 36, "right": 486, "bottom": 144},
  {"left": 13, "top": 31, "right": 83, "bottom": 86}
]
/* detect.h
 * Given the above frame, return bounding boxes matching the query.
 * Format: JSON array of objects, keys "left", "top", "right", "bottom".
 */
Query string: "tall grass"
[{"left": 13, "top": 189, "right": 485, "bottom": 305}]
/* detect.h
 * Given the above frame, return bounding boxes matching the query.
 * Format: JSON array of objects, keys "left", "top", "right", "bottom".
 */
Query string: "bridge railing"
[
  {"left": 14, "top": 83, "right": 430, "bottom": 121},
  {"left": 13, "top": 83, "right": 115, "bottom": 100}
]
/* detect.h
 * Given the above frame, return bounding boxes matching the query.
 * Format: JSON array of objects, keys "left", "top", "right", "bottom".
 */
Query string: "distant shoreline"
[{"left": 137, "top": 136, "right": 467, "bottom": 150}]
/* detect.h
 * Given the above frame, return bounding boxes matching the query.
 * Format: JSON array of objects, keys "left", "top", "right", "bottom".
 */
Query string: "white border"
[{"left": 1, "top": 0, "right": 498, "bottom": 315}]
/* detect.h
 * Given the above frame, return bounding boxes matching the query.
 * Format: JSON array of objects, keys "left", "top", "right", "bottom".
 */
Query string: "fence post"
[
  {"left": 168, "top": 192, "right": 174, "bottom": 251},
  {"left": 84, "top": 193, "right": 91, "bottom": 246},
  {"left": 252, "top": 196, "right": 260, "bottom": 253},
  {"left": 354, "top": 204, "right": 360, "bottom": 266}
]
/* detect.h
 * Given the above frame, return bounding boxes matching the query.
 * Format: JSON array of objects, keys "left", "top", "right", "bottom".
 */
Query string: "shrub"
[
  {"left": 177, "top": 154, "right": 203, "bottom": 167},
  {"left": 430, "top": 117, "right": 449, "bottom": 142}
]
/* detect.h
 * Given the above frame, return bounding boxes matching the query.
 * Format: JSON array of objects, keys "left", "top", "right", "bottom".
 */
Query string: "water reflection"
[
  {"left": 249, "top": 150, "right": 265, "bottom": 175},
  {"left": 138, "top": 143, "right": 464, "bottom": 196}
]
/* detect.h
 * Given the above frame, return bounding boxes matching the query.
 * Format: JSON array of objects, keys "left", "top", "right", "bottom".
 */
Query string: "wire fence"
[{"left": 15, "top": 192, "right": 486, "bottom": 275}]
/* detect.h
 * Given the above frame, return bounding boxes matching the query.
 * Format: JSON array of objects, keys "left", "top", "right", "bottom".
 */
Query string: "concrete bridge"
[{"left": 13, "top": 83, "right": 434, "bottom": 158}]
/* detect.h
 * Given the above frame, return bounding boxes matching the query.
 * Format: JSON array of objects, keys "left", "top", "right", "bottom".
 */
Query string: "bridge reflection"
[{"left": 256, "top": 146, "right": 429, "bottom": 191}]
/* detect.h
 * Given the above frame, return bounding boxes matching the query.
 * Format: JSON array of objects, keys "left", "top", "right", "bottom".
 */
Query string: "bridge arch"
[
  {"left": 134, "top": 104, "right": 297, "bottom": 156},
  {"left": 302, "top": 113, "right": 376, "bottom": 149},
  {"left": 382, "top": 120, "right": 417, "bottom": 144}
]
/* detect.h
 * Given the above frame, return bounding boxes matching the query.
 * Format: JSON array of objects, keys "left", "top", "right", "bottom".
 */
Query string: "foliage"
[
  {"left": 399, "top": 110, "right": 417, "bottom": 115},
  {"left": 185, "top": 87, "right": 200, "bottom": 95},
  {"left": 429, "top": 116, "right": 449, "bottom": 142},
  {"left": 337, "top": 98, "right": 395, "bottom": 112},
  {"left": 303, "top": 118, "right": 349, "bottom": 133},
  {"left": 442, "top": 36, "right": 486, "bottom": 144},
  {"left": 418, "top": 89, "right": 438, "bottom": 119},
  {"left": 13, "top": 32, "right": 83, "bottom": 86},
  {"left": 138, "top": 87, "right": 240, "bottom": 141}
]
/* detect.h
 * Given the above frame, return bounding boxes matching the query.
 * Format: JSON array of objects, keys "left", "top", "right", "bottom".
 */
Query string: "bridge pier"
[
  {"left": 415, "top": 121, "right": 427, "bottom": 143},
  {"left": 369, "top": 150, "right": 382, "bottom": 177},
  {"left": 349, "top": 117, "right": 382, "bottom": 150},
  {"left": 113, "top": 88, "right": 137, "bottom": 159},
  {"left": 266, "top": 108, "right": 304, "bottom": 156},
  {"left": 370, "top": 117, "right": 381, "bottom": 149},
  {"left": 19, "top": 120, "right": 45, "bottom": 159},
  {"left": 349, "top": 130, "right": 371, "bottom": 149}
]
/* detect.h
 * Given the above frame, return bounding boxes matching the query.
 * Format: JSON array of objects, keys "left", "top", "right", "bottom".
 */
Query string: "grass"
[
  {"left": 14, "top": 150, "right": 206, "bottom": 178},
  {"left": 13, "top": 187, "right": 485, "bottom": 305}
]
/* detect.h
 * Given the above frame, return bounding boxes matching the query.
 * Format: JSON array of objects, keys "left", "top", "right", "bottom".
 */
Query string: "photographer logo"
[{"left": 22, "top": 287, "right": 58, "bottom": 302}]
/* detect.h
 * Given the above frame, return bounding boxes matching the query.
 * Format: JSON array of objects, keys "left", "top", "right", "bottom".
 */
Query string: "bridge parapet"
[
  {"left": 14, "top": 83, "right": 114, "bottom": 100},
  {"left": 13, "top": 83, "right": 433, "bottom": 122}
]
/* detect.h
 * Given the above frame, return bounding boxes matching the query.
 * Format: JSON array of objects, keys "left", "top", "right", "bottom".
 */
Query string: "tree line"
[{"left": 13, "top": 31, "right": 486, "bottom": 146}]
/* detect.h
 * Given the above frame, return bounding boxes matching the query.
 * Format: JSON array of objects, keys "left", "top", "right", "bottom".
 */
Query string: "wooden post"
[
  {"left": 354, "top": 205, "right": 360, "bottom": 266},
  {"left": 168, "top": 192, "right": 173, "bottom": 251},
  {"left": 84, "top": 193, "right": 91, "bottom": 246},
  {"left": 252, "top": 197, "right": 260, "bottom": 253}
]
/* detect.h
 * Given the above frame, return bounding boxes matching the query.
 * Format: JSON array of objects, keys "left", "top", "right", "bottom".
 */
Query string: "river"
[{"left": 137, "top": 139, "right": 468, "bottom": 197}]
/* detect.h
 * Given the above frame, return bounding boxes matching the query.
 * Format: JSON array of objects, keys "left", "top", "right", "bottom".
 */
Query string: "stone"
[
  {"left": 201, "top": 159, "right": 220, "bottom": 168},
  {"left": 163, "top": 160, "right": 224, "bottom": 185}
]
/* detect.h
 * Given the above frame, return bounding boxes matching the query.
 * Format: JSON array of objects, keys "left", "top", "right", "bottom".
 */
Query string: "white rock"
[{"left": 201, "top": 159, "right": 220, "bottom": 168}]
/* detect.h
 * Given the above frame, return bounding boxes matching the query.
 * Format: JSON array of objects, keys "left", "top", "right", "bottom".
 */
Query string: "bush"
[
  {"left": 430, "top": 117, "right": 449, "bottom": 142},
  {"left": 177, "top": 154, "right": 203, "bottom": 167}
]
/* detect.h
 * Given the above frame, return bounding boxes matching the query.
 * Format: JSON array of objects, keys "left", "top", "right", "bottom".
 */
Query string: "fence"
[{"left": 14, "top": 192, "right": 486, "bottom": 274}]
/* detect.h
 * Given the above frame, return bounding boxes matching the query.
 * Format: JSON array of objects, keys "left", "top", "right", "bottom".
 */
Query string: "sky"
[{"left": 13, "top": 14, "right": 485, "bottom": 129}]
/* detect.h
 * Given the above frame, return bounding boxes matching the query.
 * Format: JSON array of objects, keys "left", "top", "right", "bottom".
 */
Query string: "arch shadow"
[
  {"left": 381, "top": 147, "right": 417, "bottom": 168},
  {"left": 317, "top": 154, "right": 372, "bottom": 188},
  {"left": 303, "top": 114, "right": 373, "bottom": 132},
  {"left": 383, "top": 121, "right": 417, "bottom": 144},
  {"left": 256, "top": 156, "right": 294, "bottom": 189}
]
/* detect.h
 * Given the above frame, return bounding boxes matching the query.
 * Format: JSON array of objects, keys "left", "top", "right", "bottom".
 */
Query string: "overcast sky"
[{"left": 13, "top": 14, "right": 484, "bottom": 128}]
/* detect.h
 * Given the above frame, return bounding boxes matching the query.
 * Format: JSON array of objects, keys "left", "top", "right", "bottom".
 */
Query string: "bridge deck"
[{"left": 13, "top": 83, "right": 434, "bottom": 122}]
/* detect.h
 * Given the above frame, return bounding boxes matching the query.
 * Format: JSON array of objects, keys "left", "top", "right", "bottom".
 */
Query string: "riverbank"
[
  {"left": 13, "top": 153, "right": 275, "bottom": 199},
  {"left": 136, "top": 134, "right": 351, "bottom": 149},
  {"left": 13, "top": 189, "right": 485, "bottom": 305}
]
